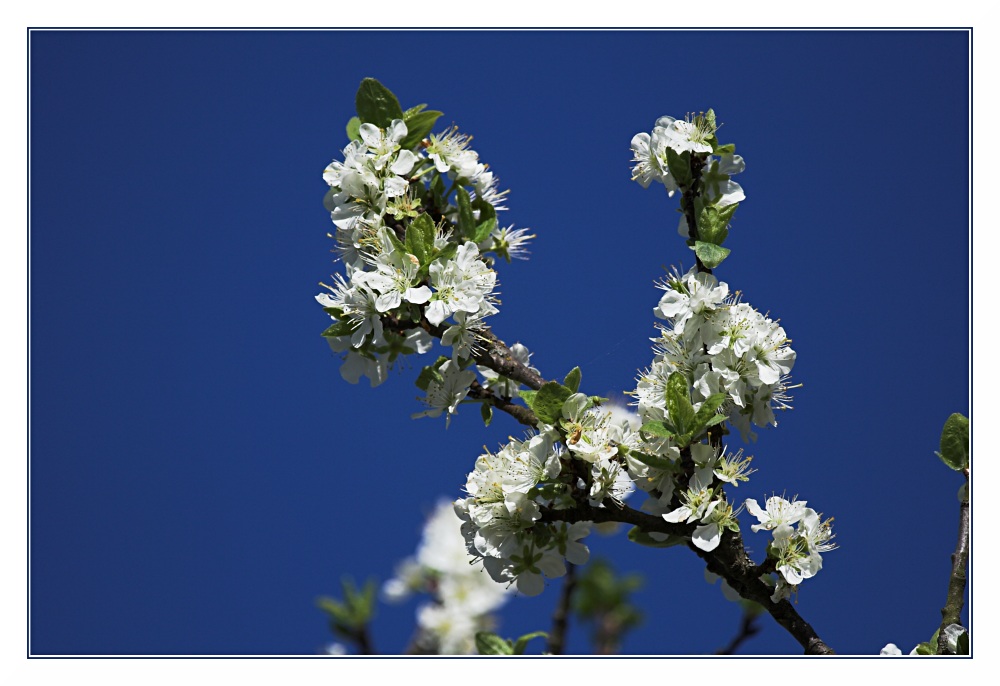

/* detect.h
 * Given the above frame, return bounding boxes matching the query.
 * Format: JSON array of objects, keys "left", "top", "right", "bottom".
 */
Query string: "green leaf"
[
  {"left": 938, "top": 413, "right": 969, "bottom": 471},
  {"left": 713, "top": 142, "right": 736, "bottom": 155},
  {"left": 717, "top": 202, "right": 738, "bottom": 225},
  {"left": 666, "top": 372, "right": 695, "bottom": 435},
  {"left": 698, "top": 204, "right": 728, "bottom": 245},
  {"left": 384, "top": 226, "right": 406, "bottom": 255},
  {"left": 402, "top": 103, "right": 427, "bottom": 118},
  {"left": 531, "top": 382, "right": 574, "bottom": 425},
  {"left": 665, "top": 148, "right": 692, "bottom": 187},
  {"left": 401, "top": 110, "right": 444, "bottom": 149},
  {"left": 628, "top": 526, "right": 686, "bottom": 548},
  {"left": 405, "top": 214, "right": 436, "bottom": 267},
  {"left": 345, "top": 116, "right": 361, "bottom": 142},
  {"left": 475, "top": 631, "right": 513, "bottom": 655},
  {"left": 481, "top": 402, "right": 493, "bottom": 427},
  {"left": 354, "top": 77, "right": 403, "bottom": 128},
  {"left": 321, "top": 320, "right": 356, "bottom": 338},
  {"left": 694, "top": 241, "right": 731, "bottom": 269},
  {"left": 415, "top": 365, "right": 444, "bottom": 391},
  {"left": 455, "top": 187, "right": 476, "bottom": 238},
  {"left": 639, "top": 421, "right": 675, "bottom": 439},
  {"left": 703, "top": 413, "right": 728, "bottom": 428},
  {"left": 563, "top": 367, "right": 582, "bottom": 393},
  {"left": 518, "top": 389, "right": 538, "bottom": 408},
  {"left": 512, "top": 631, "right": 548, "bottom": 655},
  {"left": 691, "top": 393, "right": 728, "bottom": 434},
  {"left": 913, "top": 641, "right": 936, "bottom": 656},
  {"left": 470, "top": 201, "right": 497, "bottom": 243}
]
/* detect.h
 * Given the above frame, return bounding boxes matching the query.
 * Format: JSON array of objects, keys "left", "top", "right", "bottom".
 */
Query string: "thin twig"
[
  {"left": 715, "top": 609, "right": 761, "bottom": 655},
  {"left": 547, "top": 563, "right": 577, "bottom": 655}
]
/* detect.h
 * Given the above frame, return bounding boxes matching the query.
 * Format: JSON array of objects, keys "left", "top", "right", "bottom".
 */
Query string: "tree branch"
[
  {"left": 467, "top": 380, "right": 538, "bottom": 428},
  {"left": 543, "top": 501, "right": 835, "bottom": 655},
  {"left": 547, "top": 563, "right": 577, "bottom": 655},
  {"left": 937, "top": 473, "right": 970, "bottom": 654},
  {"left": 681, "top": 154, "right": 711, "bottom": 274}
]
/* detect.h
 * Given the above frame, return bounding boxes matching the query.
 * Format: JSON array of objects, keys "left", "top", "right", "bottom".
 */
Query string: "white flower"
[
  {"left": 744, "top": 496, "right": 807, "bottom": 533},
  {"left": 879, "top": 643, "right": 904, "bottom": 656},
  {"left": 412, "top": 360, "right": 477, "bottom": 424},
  {"left": 363, "top": 249, "right": 432, "bottom": 312},
  {"left": 655, "top": 115, "right": 715, "bottom": 154},
  {"left": 426, "top": 242, "right": 497, "bottom": 326},
  {"left": 630, "top": 130, "right": 677, "bottom": 194}
]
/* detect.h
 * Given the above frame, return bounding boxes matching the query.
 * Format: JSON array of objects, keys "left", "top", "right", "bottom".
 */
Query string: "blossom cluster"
[
  {"left": 316, "top": 114, "right": 532, "bottom": 401},
  {"left": 637, "top": 266, "right": 797, "bottom": 442},
  {"left": 382, "top": 500, "right": 511, "bottom": 654},
  {"left": 744, "top": 496, "right": 837, "bottom": 602}
]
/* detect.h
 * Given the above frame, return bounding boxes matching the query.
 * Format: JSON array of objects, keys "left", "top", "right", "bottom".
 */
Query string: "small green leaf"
[
  {"left": 475, "top": 631, "right": 513, "bottom": 655},
  {"left": 913, "top": 641, "right": 936, "bottom": 656},
  {"left": 481, "top": 402, "right": 493, "bottom": 427},
  {"left": 433, "top": 242, "right": 457, "bottom": 265},
  {"left": 518, "top": 389, "right": 538, "bottom": 408},
  {"left": 665, "top": 148, "right": 692, "bottom": 187},
  {"left": 666, "top": 372, "right": 695, "bottom": 435},
  {"left": 401, "top": 110, "right": 444, "bottom": 149},
  {"left": 693, "top": 241, "right": 731, "bottom": 269},
  {"left": 471, "top": 201, "right": 497, "bottom": 243},
  {"left": 691, "top": 393, "right": 728, "bottom": 434},
  {"left": 402, "top": 103, "right": 427, "bottom": 118},
  {"left": 321, "top": 321, "right": 356, "bottom": 338},
  {"left": 531, "top": 382, "right": 574, "bottom": 425},
  {"left": 512, "top": 631, "right": 548, "bottom": 655},
  {"left": 639, "top": 421, "right": 675, "bottom": 439},
  {"left": 938, "top": 413, "right": 970, "bottom": 471},
  {"left": 698, "top": 204, "right": 728, "bottom": 245},
  {"left": 703, "top": 413, "right": 728, "bottom": 428},
  {"left": 415, "top": 365, "right": 444, "bottom": 391},
  {"left": 628, "top": 526, "right": 687, "bottom": 548},
  {"left": 384, "top": 226, "right": 406, "bottom": 255},
  {"left": 713, "top": 142, "right": 736, "bottom": 155},
  {"left": 345, "top": 116, "right": 361, "bottom": 142},
  {"left": 456, "top": 187, "right": 476, "bottom": 238},
  {"left": 405, "top": 214, "right": 436, "bottom": 267},
  {"left": 718, "top": 202, "right": 738, "bottom": 225},
  {"left": 563, "top": 367, "right": 582, "bottom": 393},
  {"left": 355, "top": 77, "right": 403, "bottom": 127}
]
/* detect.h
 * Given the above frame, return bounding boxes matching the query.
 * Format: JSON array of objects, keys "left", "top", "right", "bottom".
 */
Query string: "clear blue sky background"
[{"left": 29, "top": 30, "right": 970, "bottom": 656}]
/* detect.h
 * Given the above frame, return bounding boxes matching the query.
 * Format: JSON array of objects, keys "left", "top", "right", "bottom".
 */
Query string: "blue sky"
[{"left": 29, "top": 29, "right": 970, "bottom": 656}]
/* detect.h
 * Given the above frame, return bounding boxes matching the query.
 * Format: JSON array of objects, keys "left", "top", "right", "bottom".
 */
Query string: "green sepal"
[
  {"left": 938, "top": 413, "right": 970, "bottom": 471},
  {"left": 698, "top": 204, "right": 728, "bottom": 245},
  {"left": 345, "top": 116, "right": 362, "bottom": 142},
  {"left": 481, "top": 402, "right": 493, "bottom": 427},
  {"left": 628, "top": 526, "right": 686, "bottom": 548},
  {"left": 354, "top": 77, "right": 403, "bottom": 128},
  {"left": 665, "top": 148, "right": 692, "bottom": 187},
  {"left": 475, "top": 631, "right": 514, "bottom": 656},
  {"left": 405, "top": 214, "right": 436, "bottom": 267},
  {"left": 693, "top": 241, "right": 731, "bottom": 269},
  {"left": 512, "top": 631, "right": 548, "bottom": 655},
  {"left": 518, "top": 389, "right": 538, "bottom": 408},
  {"left": 401, "top": 110, "right": 444, "bottom": 149},
  {"left": 531, "top": 381, "right": 574, "bottom": 425},
  {"left": 666, "top": 372, "right": 695, "bottom": 435},
  {"left": 563, "top": 367, "right": 582, "bottom": 393},
  {"left": 639, "top": 421, "right": 675, "bottom": 439},
  {"left": 321, "top": 320, "right": 356, "bottom": 338},
  {"left": 589, "top": 395, "right": 608, "bottom": 405},
  {"left": 322, "top": 187, "right": 338, "bottom": 212}
]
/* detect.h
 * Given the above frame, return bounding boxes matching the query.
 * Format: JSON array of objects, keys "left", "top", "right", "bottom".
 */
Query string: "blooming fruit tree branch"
[{"left": 313, "top": 78, "right": 929, "bottom": 655}]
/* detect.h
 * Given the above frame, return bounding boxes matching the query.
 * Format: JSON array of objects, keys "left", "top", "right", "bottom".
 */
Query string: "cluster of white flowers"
[
  {"left": 317, "top": 116, "right": 532, "bottom": 403},
  {"left": 637, "top": 266, "right": 797, "bottom": 442},
  {"left": 382, "top": 501, "right": 511, "bottom": 654},
  {"left": 454, "top": 396, "right": 650, "bottom": 596},
  {"left": 744, "top": 496, "right": 836, "bottom": 602}
]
